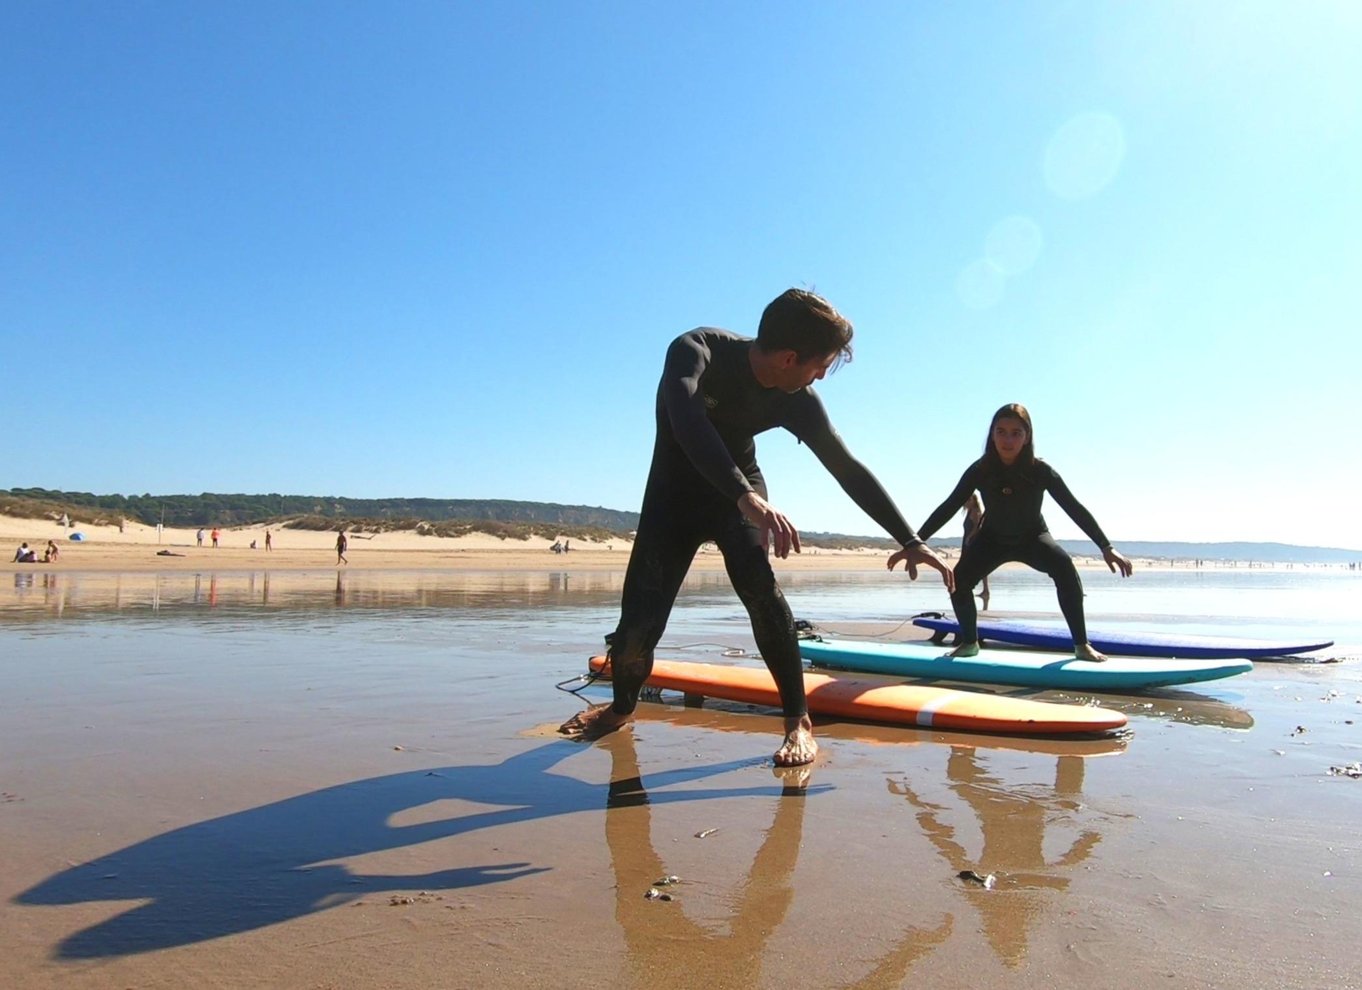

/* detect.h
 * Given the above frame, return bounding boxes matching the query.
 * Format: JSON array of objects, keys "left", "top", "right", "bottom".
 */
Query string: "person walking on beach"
[
  {"left": 211, "top": 528, "right": 220, "bottom": 548},
  {"left": 559, "top": 288, "right": 954, "bottom": 767},
  {"left": 265, "top": 529, "right": 273, "bottom": 552},
  {"left": 197, "top": 528, "right": 205, "bottom": 547},
  {"left": 894, "top": 403, "right": 1132, "bottom": 662},
  {"left": 335, "top": 529, "right": 348, "bottom": 566}
]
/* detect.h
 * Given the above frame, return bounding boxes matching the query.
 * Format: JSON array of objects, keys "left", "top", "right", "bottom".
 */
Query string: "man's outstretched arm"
[{"left": 799, "top": 409, "right": 954, "bottom": 591}]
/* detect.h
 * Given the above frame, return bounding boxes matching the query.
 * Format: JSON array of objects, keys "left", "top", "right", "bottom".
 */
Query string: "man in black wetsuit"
[{"left": 559, "top": 289, "right": 954, "bottom": 766}]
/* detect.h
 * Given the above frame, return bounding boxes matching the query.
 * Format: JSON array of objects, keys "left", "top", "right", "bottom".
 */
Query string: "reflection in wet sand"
[
  {"left": 11, "top": 571, "right": 68, "bottom": 616},
  {"left": 0, "top": 570, "right": 634, "bottom": 623},
  {"left": 602, "top": 732, "right": 953, "bottom": 989},
  {"left": 889, "top": 748, "right": 1107, "bottom": 969},
  {"left": 899, "top": 678, "right": 1255, "bottom": 732},
  {"left": 630, "top": 700, "right": 1130, "bottom": 759},
  {"left": 1042, "top": 687, "right": 1255, "bottom": 731}
]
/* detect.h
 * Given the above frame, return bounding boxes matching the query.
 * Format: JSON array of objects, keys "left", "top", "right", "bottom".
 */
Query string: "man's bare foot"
[
  {"left": 947, "top": 641, "right": 980, "bottom": 658},
  {"left": 558, "top": 704, "right": 632, "bottom": 740},
  {"left": 774, "top": 715, "right": 817, "bottom": 767},
  {"left": 1074, "top": 643, "right": 1108, "bottom": 663}
]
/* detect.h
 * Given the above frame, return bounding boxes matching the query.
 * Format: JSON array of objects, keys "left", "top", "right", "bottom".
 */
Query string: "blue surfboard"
[
  {"left": 911, "top": 616, "right": 1333, "bottom": 660},
  {"left": 800, "top": 637, "right": 1254, "bottom": 692}
]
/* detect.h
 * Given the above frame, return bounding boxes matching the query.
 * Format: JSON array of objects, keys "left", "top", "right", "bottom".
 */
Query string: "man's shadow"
[{"left": 14, "top": 739, "right": 787, "bottom": 960}]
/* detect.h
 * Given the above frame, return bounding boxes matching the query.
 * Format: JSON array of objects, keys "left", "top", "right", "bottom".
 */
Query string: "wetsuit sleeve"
[
  {"left": 659, "top": 333, "right": 753, "bottom": 502},
  {"left": 790, "top": 394, "right": 923, "bottom": 547},
  {"left": 918, "top": 463, "right": 981, "bottom": 541},
  {"left": 1043, "top": 463, "right": 1112, "bottom": 549}
]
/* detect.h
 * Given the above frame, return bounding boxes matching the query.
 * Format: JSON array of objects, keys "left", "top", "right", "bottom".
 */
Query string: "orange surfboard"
[{"left": 587, "top": 656, "right": 1127, "bottom": 735}]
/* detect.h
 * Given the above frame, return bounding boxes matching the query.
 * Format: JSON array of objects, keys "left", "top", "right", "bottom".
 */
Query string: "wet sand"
[{"left": 2, "top": 569, "right": 1360, "bottom": 989}]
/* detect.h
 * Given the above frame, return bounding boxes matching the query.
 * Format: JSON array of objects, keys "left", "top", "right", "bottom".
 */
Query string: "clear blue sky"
[{"left": 3, "top": 3, "right": 1358, "bottom": 550}]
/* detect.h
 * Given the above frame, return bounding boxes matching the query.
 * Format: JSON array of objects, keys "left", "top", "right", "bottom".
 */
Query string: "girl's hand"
[{"left": 1104, "top": 547, "right": 1134, "bottom": 577}]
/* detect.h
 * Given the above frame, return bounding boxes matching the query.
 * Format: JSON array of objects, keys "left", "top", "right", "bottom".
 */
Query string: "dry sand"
[
  {"left": 0, "top": 511, "right": 924, "bottom": 574},
  {"left": 0, "top": 512, "right": 1157, "bottom": 575}
]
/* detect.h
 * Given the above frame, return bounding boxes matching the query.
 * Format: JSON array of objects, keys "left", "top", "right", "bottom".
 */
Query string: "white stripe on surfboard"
[{"left": 915, "top": 694, "right": 956, "bottom": 727}]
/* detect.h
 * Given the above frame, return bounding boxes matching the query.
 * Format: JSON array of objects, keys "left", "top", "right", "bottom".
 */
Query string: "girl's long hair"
[{"left": 980, "top": 402, "right": 1036, "bottom": 474}]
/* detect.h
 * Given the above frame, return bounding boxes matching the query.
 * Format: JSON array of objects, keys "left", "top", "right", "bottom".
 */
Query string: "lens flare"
[{"left": 1044, "top": 111, "right": 1126, "bottom": 200}]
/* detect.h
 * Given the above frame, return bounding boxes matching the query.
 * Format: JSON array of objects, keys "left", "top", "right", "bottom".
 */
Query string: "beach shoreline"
[
  {"left": 1, "top": 511, "right": 1244, "bottom": 575},
  {"left": 0, "top": 509, "right": 952, "bottom": 574}
]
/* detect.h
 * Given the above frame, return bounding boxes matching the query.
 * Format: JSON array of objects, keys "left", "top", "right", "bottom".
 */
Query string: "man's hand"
[
  {"left": 738, "top": 492, "right": 801, "bottom": 559},
  {"left": 1104, "top": 546, "right": 1134, "bottom": 578},
  {"left": 887, "top": 543, "right": 956, "bottom": 594}
]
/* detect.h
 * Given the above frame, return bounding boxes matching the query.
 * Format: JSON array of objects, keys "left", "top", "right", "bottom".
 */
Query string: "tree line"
[{"left": 1, "top": 487, "right": 640, "bottom": 533}]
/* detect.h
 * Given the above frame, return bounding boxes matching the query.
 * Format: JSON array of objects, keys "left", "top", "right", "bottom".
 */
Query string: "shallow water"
[
  {"left": 4, "top": 563, "right": 1358, "bottom": 642},
  {"left": 2, "top": 567, "right": 1360, "bottom": 989}
]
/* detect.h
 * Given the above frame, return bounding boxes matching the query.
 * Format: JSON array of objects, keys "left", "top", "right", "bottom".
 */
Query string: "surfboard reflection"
[
  {"left": 0, "top": 570, "right": 631, "bottom": 623},
  {"left": 888, "top": 748, "right": 1104, "bottom": 969},
  {"left": 601, "top": 731, "right": 953, "bottom": 988},
  {"left": 630, "top": 700, "right": 1130, "bottom": 758},
  {"left": 1039, "top": 688, "right": 1255, "bottom": 731}
]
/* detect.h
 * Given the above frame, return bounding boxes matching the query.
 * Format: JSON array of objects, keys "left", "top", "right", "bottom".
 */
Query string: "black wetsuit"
[
  {"left": 919, "top": 458, "right": 1111, "bottom": 647},
  {"left": 608, "top": 328, "right": 921, "bottom": 718}
]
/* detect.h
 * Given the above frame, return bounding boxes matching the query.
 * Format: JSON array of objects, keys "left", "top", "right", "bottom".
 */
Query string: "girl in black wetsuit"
[
  {"left": 962, "top": 493, "right": 990, "bottom": 612},
  {"left": 893, "top": 403, "right": 1133, "bottom": 661}
]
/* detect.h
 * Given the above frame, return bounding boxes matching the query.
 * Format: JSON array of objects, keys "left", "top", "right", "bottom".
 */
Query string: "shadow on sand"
[{"left": 14, "top": 739, "right": 787, "bottom": 960}]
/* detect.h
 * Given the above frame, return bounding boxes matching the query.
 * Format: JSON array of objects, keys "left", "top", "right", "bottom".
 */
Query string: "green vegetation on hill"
[
  {"left": 2, "top": 488, "right": 639, "bottom": 536},
  {"left": 1, "top": 490, "right": 129, "bottom": 528}
]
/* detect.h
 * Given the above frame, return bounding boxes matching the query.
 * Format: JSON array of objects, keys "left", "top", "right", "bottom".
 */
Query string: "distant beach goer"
[
  {"left": 211, "top": 528, "right": 220, "bottom": 548},
  {"left": 336, "top": 530, "right": 348, "bottom": 566},
  {"left": 559, "top": 288, "right": 953, "bottom": 767},
  {"left": 962, "top": 493, "right": 990, "bottom": 611},
  {"left": 12, "top": 542, "right": 38, "bottom": 563},
  {"left": 264, "top": 529, "right": 272, "bottom": 552},
  {"left": 895, "top": 402, "right": 1132, "bottom": 662},
  {"left": 44, "top": 540, "right": 59, "bottom": 563},
  {"left": 196, "top": 528, "right": 205, "bottom": 547}
]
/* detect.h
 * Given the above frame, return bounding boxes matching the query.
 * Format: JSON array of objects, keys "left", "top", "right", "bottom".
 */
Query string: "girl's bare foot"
[
  {"left": 1074, "top": 643, "right": 1108, "bottom": 663},
  {"left": 558, "top": 704, "right": 632, "bottom": 739},
  {"left": 774, "top": 715, "right": 817, "bottom": 766},
  {"left": 947, "top": 641, "right": 980, "bottom": 658}
]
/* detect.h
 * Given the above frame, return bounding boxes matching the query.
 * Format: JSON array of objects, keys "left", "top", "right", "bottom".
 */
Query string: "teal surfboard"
[{"left": 799, "top": 637, "right": 1253, "bottom": 692}]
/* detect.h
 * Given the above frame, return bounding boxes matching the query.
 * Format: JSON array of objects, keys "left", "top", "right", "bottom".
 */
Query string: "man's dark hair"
[{"left": 755, "top": 289, "right": 854, "bottom": 365}]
